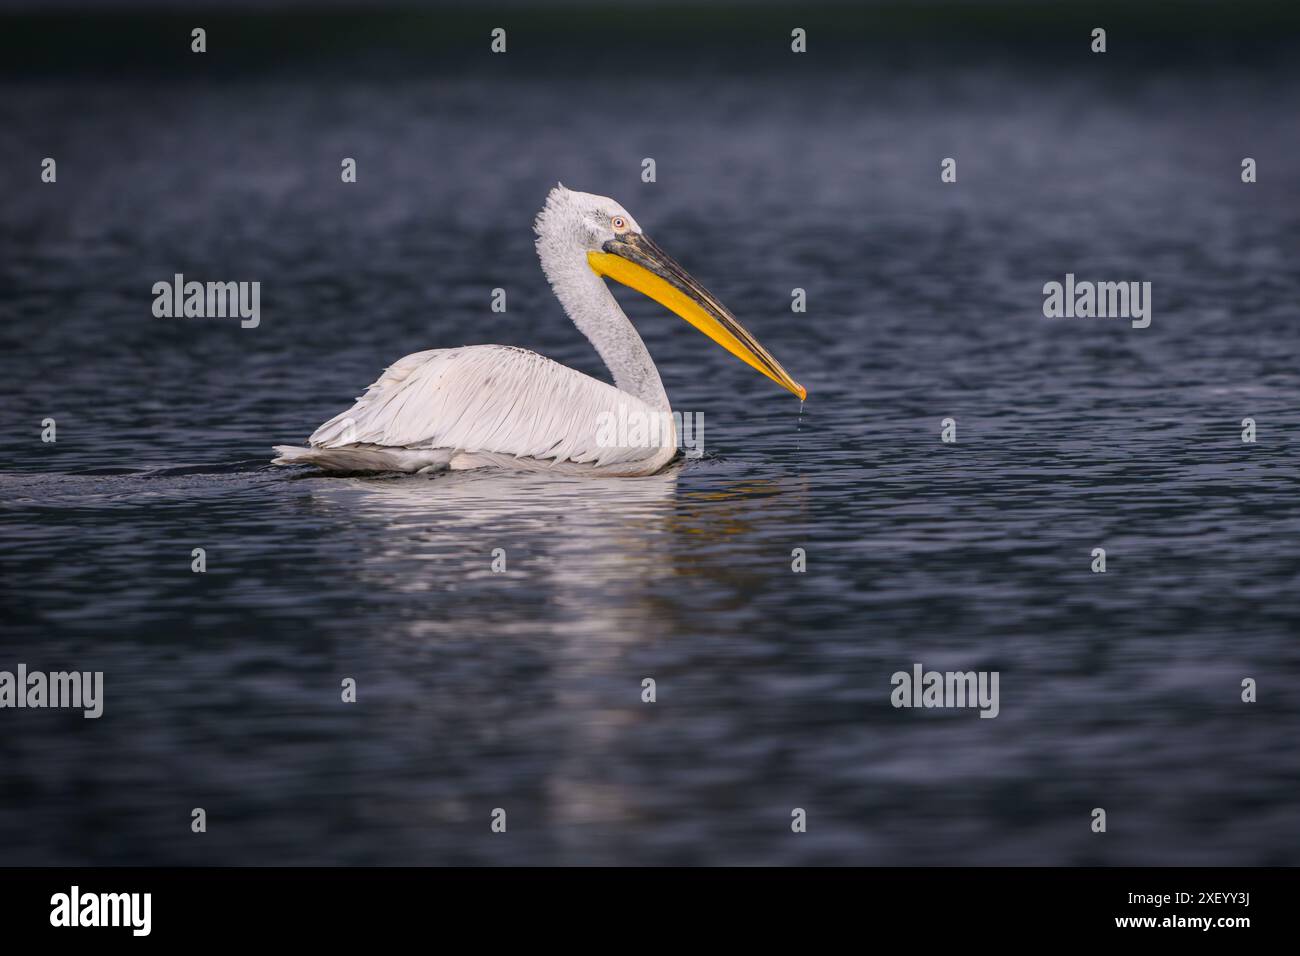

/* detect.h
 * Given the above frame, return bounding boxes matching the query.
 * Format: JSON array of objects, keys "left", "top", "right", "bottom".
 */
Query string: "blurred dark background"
[{"left": 3, "top": 1, "right": 1300, "bottom": 77}]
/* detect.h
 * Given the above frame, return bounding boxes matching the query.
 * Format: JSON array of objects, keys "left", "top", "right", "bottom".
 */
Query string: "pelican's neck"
[{"left": 537, "top": 242, "right": 670, "bottom": 411}]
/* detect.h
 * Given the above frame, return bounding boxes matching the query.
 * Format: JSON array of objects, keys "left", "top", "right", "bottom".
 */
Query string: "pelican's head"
[{"left": 534, "top": 184, "right": 807, "bottom": 401}]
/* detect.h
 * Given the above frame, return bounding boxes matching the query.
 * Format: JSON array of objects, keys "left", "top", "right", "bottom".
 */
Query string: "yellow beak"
[{"left": 588, "top": 233, "right": 807, "bottom": 401}]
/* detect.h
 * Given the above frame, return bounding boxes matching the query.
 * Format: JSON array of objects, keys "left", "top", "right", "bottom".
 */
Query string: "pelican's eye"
[{"left": 611, "top": 215, "right": 628, "bottom": 232}]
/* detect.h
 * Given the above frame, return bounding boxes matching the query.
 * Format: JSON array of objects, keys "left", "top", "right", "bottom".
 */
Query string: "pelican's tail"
[{"left": 271, "top": 444, "right": 453, "bottom": 474}]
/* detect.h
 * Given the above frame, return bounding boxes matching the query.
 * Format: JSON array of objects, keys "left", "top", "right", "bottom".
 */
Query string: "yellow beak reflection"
[{"left": 588, "top": 233, "right": 807, "bottom": 401}]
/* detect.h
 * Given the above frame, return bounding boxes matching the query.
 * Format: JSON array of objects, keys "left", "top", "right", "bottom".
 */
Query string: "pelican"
[{"left": 272, "top": 185, "right": 806, "bottom": 477}]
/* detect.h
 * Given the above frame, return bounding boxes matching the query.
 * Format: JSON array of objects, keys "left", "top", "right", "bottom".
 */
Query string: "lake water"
[{"left": 2, "top": 52, "right": 1299, "bottom": 865}]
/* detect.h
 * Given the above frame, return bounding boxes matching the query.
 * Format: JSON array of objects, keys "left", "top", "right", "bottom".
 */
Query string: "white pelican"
[{"left": 273, "top": 185, "right": 806, "bottom": 477}]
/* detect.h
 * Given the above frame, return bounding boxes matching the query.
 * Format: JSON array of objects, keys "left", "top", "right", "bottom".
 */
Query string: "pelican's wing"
[{"left": 309, "top": 345, "right": 672, "bottom": 468}]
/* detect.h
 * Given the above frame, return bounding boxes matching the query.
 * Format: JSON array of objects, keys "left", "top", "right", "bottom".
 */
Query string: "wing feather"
[{"left": 309, "top": 345, "right": 674, "bottom": 469}]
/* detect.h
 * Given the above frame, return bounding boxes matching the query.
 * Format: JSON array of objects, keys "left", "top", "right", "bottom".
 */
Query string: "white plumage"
[
  {"left": 273, "top": 183, "right": 803, "bottom": 477},
  {"left": 275, "top": 344, "right": 675, "bottom": 476}
]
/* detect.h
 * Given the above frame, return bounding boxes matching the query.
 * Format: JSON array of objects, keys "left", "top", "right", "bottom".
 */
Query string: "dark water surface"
[{"left": 2, "top": 58, "right": 1299, "bottom": 864}]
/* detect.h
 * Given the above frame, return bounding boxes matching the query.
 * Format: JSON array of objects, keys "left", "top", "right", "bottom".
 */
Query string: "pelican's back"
[{"left": 273, "top": 345, "right": 677, "bottom": 476}]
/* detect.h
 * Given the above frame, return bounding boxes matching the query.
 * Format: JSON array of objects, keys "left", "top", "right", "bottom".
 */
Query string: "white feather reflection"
[{"left": 297, "top": 465, "right": 808, "bottom": 841}]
